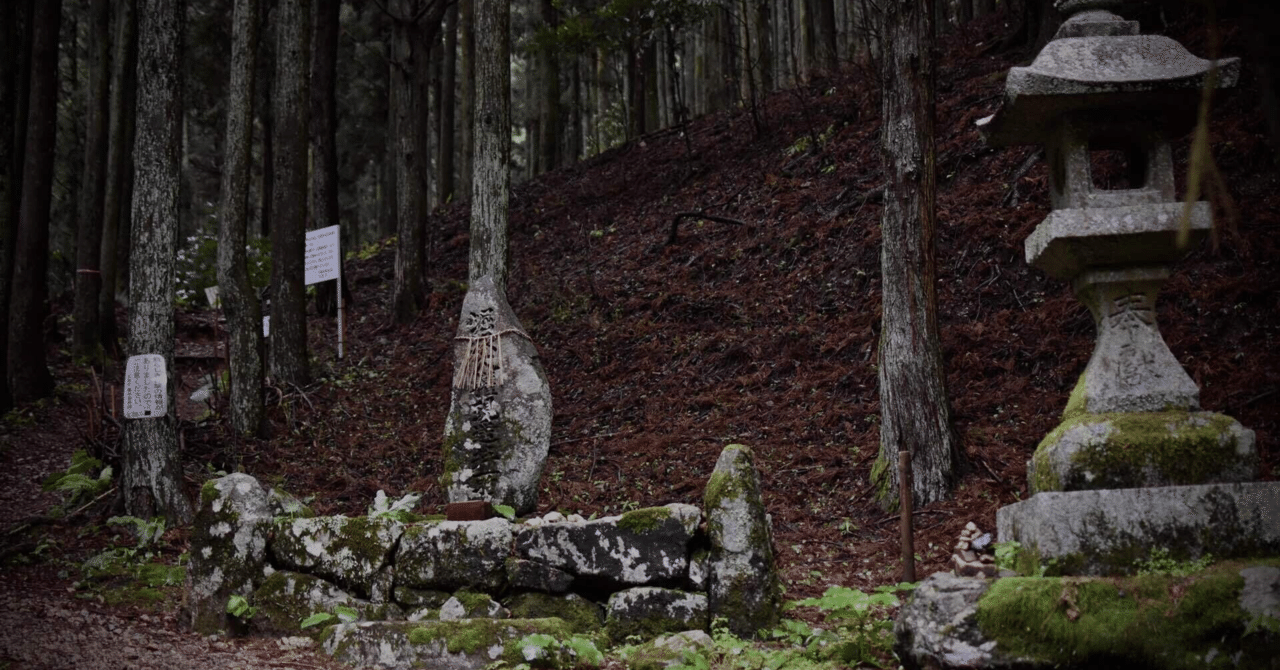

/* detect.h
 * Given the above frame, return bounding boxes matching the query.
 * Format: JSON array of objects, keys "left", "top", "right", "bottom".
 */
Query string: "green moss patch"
[
  {"left": 507, "top": 592, "right": 604, "bottom": 633},
  {"left": 1033, "top": 411, "right": 1249, "bottom": 492},
  {"left": 618, "top": 507, "right": 672, "bottom": 534},
  {"left": 976, "top": 564, "right": 1276, "bottom": 668},
  {"left": 407, "top": 617, "right": 577, "bottom": 659}
]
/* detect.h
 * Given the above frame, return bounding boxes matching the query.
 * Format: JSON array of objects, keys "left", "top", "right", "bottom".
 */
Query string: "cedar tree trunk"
[
  {"left": 122, "top": 0, "right": 193, "bottom": 524},
  {"left": 73, "top": 0, "right": 111, "bottom": 362},
  {"left": 219, "top": 0, "right": 266, "bottom": 438},
  {"left": 469, "top": 0, "right": 509, "bottom": 286},
  {"left": 871, "top": 0, "right": 959, "bottom": 511}
]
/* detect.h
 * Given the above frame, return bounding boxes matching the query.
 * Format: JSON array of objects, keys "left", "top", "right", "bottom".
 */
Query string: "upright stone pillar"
[
  {"left": 978, "top": 0, "right": 1279, "bottom": 574},
  {"left": 442, "top": 276, "right": 552, "bottom": 515}
]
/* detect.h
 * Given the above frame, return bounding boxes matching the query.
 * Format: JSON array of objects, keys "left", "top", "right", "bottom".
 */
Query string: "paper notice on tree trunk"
[
  {"left": 305, "top": 225, "right": 341, "bottom": 285},
  {"left": 204, "top": 285, "right": 220, "bottom": 308},
  {"left": 123, "top": 354, "right": 167, "bottom": 419},
  {"left": 263, "top": 315, "right": 270, "bottom": 337}
]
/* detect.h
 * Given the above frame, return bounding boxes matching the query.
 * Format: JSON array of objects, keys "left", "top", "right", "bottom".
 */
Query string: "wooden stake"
[{"left": 900, "top": 450, "right": 915, "bottom": 582}]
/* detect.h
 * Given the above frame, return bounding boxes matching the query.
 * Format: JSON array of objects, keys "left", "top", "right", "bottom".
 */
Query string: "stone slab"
[
  {"left": 996, "top": 482, "right": 1280, "bottom": 576},
  {"left": 1025, "top": 202, "right": 1210, "bottom": 279}
]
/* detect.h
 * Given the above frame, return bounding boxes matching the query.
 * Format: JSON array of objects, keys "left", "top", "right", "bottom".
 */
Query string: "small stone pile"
[{"left": 950, "top": 522, "right": 996, "bottom": 578}]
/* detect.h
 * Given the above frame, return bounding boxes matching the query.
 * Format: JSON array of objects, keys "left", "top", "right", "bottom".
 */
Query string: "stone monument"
[
  {"left": 976, "top": 0, "right": 1279, "bottom": 575},
  {"left": 442, "top": 276, "right": 552, "bottom": 516}
]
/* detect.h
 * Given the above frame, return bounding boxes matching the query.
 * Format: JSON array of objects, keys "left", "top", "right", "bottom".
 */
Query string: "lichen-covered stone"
[
  {"left": 270, "top": 516, "right": 403, "bottom": 596},
  {"left": 619, "top": 630, "right": 714, "bottom": 670},
  {"left": 996, "top": 482, "right": 1280, "bottom": 576},
  {"left": 1029, "top": 410, "right": 1256, "bottom": 493},
  {"left": 394, "top": 585, "right": 451, "bottom": 609},
  {"left": 605, "top": 587, "right": 708, "bottom": 643},
  {"left": 686, "top": 550, "right": 709, "bottom": 591},
  {"left": 703, "top": 445, "right": 781, "bottom": 637},
  {"left": 439, "top": 592, "right": 508, "bottom": 621},
  {"left": 251, "top": 570, "right": 399, "bottom": 636},
  {"left": 894, "top": 572, "right": 1018, "bottom": 669},
  {"left": 186, "top": 473, "right": 273, "bottom": 634},
  {"left": 514, "top": 504, "right": 699, "bottom": 588},
  {"left": 396, "top": 519, "right": 512, "bottom": 592},
  {"left": 321, "top": 618, "right": 576, "bottom": 670},
  {"left": 507, "top": 558, "right": 574, "bottom": 593},
  {"left": 267, "top": 487, "right": 314, "bottom": 518},
  {"left": 442, "top": 277, "right": 552, "bottom": 516},
  {"left": 506, "top": 592, "right": 604, "bottom": 633}
]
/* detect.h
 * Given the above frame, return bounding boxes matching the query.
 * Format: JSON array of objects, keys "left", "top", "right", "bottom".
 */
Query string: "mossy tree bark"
[
  {"left": 98, "top": 0, "right": 138, "bottom": 354},
  {"left": 469, "top": 0, "right": 510, "bottom": 287},
  {"left": 537, "top": 0, "right": 560, "bottom": 174},
  {"left": 123, "top": 0, "right": 192, "bottom": 525},
  {"left": 72, "top": 0, "right": 110, "bottom": 364},
  {"left": 872, "top": 0, "right": 960, "bottom": 512},
  {"left": 218, "top": 0, "right": 266, "bottom": 438},
  {"left": 268, "top": 0, "right": 311, "bottom": 387},
  {"left": 6, "top": 0, "right": 60, "bottom": 404}
]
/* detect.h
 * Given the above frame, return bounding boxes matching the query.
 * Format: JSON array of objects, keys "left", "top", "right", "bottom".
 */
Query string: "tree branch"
[{"left": 667, "top": 211, "right": 747, "bottom": 246}]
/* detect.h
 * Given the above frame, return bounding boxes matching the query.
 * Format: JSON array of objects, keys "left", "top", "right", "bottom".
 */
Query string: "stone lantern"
[{"left": 980, "top": 0, "right": 1279, "bottom": 575}]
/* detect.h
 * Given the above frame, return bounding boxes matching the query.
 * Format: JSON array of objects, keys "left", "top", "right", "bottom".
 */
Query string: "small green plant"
[
  {"left": 226, "top": 594, "right": 256, "bottom": 620},
  {"left": 511, "top": 632, "right": 603, "bottom": 669},
  {"left": 299, "top": 612, "right": 335, "bottom": 629},
  {"left": 1134, "top": 547, "right": 1214, "bottom": 577},
  {"left": 42, "top": 450, "right": 113, "bottom": 509},
  {"left": 493, "top": 504, "right": 516, "bottom": 521},
  {"left": 367, "top": 490, "right": 422, "bottom": 522}
]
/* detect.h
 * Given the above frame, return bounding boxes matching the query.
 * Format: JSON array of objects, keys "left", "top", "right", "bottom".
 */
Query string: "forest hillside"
[{"left": 0, "top": 7, "right": 1276, "bottom": 669}]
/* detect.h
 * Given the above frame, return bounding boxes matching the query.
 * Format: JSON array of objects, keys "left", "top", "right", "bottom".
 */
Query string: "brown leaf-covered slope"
[{"left": 10, "top": 14, "right": 1278, "bottom": 604}]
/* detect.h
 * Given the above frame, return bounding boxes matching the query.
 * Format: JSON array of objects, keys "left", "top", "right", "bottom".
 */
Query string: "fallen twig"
[{"left": 667, "top": 211, "right": 748, "bottom": 245}]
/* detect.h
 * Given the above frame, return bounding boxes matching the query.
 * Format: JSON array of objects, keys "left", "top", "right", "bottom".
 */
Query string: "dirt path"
[{"left": 0, "top": 393, "right": 344, "bottom": 670}]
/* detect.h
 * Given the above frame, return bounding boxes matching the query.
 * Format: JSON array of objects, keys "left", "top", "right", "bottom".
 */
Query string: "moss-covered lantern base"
[{"left": 1028, "top": 410, "right": 1256, "bottom": 494}]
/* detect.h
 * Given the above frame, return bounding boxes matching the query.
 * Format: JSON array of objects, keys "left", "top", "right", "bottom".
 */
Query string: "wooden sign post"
[{"left": 304, "top": 225, "right": 344, "bottom": 359}]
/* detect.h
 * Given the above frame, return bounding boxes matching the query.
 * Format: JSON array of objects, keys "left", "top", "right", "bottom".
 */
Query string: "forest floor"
[{"left": 2, "top": 11, "right": 1277, "bottom": 670}]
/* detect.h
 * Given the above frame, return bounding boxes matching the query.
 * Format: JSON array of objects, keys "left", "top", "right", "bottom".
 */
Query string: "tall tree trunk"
[
  {"left": 957, "top": 0, "right": 973, "bottom": 25},
  {"left": 537, "top": 0, "right": 559, "bottom": 172},
  {"left": 390, "top": 0, "right": 423, "bottom": 323},
  {"left": 99, "top": 0, "right": 138, "bottom": 353},
  {"left": 458, "top": 0, "right": 474, "bottom": 200},
  {"left": 268, "top": 0, "right": 310, "bottom": 387},
  {"left": 257, "top": 1, "right": 274, "bottom": 238},
  {"left": 219, "top": 0, "right": 265, "bottom": 438},
  {"left": 122, "top": 0, "right": 192, "bottom": 524},
  {"left": 379, "top": 118, "right": 396, "bottom": 239},
  {"left": 643, "top": 37, "right": 659, "bottom": 134},
  {"left": 815, "top": 0, "right": 837, "bottom": 72},
  {"left": 975, "top": 0, "right": 994, "bottom": 18},
  {"left": 872, "top": 0, "right": 958, "bottom": 511},
  {"left": 438, "top": 2, "right": 458, "bottom": 203},
  {"left": 73, "top": 0, "right": 110, "bottom": 362},
  {"left": 310, "top": 0, "right": 340, "bottom": 317},
  {"left": 756, "top": 0, "right": 774, "bottom": 93},
  {"left": 468, "top": 0, "right": 509, "bottom": 286},
  {"left": 0, "top": 0, "right": 23, "bottom": 411},
  {"left": 7, "top": 0, "right": 60, "bottom": 404}
]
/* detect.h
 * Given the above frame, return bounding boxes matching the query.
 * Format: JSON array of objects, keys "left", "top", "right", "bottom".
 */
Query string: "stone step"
[{"left": 321, "top": 617, "right": 589, "bottom": 670}]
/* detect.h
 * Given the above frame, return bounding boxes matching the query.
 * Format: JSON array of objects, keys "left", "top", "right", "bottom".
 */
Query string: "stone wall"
[{"left": 185, "top": 446, "right": 781, "bottom": 668}]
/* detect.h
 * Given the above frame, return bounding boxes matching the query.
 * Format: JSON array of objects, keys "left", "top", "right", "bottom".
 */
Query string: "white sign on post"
[
  {"left": 305, "top": 225, "right": 342, "bottom": 285},
  {"left": 304, "top": 225, "right": 345, "bottom": 359},
  {"left": 123, "top": 354, "right": 167, "bottom": 419}
]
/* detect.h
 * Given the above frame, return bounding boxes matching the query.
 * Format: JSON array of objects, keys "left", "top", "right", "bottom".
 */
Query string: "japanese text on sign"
[
  {"left": 305, "top": 225, "right": 341, "bottom": 285},
  {"left": 123, "top": 354, "right": 167, "bottom": 419}
]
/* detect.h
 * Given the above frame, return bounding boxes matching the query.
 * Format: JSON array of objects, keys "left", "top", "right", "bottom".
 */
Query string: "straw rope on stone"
[{"left": 452, "top": 327, "right": 530, "bottom": 390}]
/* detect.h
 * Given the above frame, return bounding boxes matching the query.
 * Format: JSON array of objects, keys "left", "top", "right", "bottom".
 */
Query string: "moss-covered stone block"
[
  {"left": 270, "top": 515, "right": 403, "bottom": 597},
  {"left": 186, "top": 473, "right": 273, "bottom": 634},
  {"left": 703, "top": 444, "right": 780, "bottom": 638},
  {"left": 322, "top": 617, "right": 578, "bottom": 669},
  {"left": 506, "top": 592, "right": 604, "bottom": 633},
  {"left": 396, "top": 518, "right": 512, "bottom": 593},
  {"left": 897, "top": 563, "right": 1280, "bottom": 669},
  {"left": 605, "top": 587, "right": 708, "bottom": 643},
  {"left": 514, "top": 504, "right": 700, "bottom": 589},
  {"left": 507, "top": 557, "right": 574, "bottom": 593},
  {"left": 1030, "top": 410, "right": 1256, "bottom": 493},
  {"left": 250, "top": 570, "right": 399, "bottom": 637}
]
